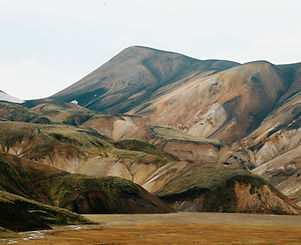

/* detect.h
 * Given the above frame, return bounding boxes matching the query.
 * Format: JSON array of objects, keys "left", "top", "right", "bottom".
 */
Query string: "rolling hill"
[{"left": 1, "top": 46, "right": 301, "bottom": 223}]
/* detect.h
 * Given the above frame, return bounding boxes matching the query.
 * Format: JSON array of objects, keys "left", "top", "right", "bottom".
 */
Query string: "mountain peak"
[{"left": 51, "top": 47, "right": 239, "bottom": 113}]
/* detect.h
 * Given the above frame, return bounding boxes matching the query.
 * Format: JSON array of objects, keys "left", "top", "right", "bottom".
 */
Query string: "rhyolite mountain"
[
  {"left": 49, "top": 46, "right": 239, "bottom": 113},
  {"left": 1, "top": 120, "right": 300, "bottom": 215},
  {"left": 2, "top": 46, "right": 301, "bottom": 218},
  {"left": 43, "top": 46, "right": 301, "bottom": 206}
]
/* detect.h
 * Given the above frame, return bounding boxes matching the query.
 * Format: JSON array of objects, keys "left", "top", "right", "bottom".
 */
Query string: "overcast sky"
[{"left": 1, "top": 0, "right": 301, "bottom": 100}]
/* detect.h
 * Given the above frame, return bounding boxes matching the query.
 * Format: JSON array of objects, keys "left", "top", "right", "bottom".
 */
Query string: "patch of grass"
[
  {"left": 150, "top": 126, "right": 223, "bottom": 147},
  {"left": 113, "top": 139, "right": 177, "bottom": 168},
  {"left": 46, "top": 175, "right": 141, "bottom": 211},
  {"left": 0, "top": 122, "right": 111, "bottom": 160},
  {"left": 156, "top": 164, "right": 275, "bottom": 212},
  {"left": 0, "top": 153, "right": 173, "bottom": 215},
  {"left": 0, "top": 102, "right": 59, "bottom": 124}
]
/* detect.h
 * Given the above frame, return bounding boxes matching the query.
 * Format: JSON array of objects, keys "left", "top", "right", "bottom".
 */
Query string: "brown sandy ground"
[{"left": 5, "top": 212, "right": 301, "bottom": 244}]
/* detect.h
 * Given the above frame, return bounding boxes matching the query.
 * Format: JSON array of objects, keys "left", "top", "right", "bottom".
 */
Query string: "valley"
[{"left": 1, "top": 46, "right": 301, "bottom": 243}]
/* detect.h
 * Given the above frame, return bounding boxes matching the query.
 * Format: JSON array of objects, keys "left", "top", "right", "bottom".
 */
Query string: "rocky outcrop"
[{"left": 156, "top": 165, "right": 301, "bottom": 215}]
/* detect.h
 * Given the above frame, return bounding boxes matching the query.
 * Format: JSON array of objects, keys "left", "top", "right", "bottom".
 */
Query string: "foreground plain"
[{"left": 5, "top": 212, "right": 301, "bottom": 244}]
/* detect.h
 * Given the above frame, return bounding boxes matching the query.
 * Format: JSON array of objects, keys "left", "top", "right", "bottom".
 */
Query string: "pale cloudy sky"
[{"left": 0, "top": 0, "right": 301, "bottom": 100}]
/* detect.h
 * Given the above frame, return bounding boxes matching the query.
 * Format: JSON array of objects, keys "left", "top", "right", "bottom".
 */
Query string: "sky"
[{"left": 0, "top": 0, "right": 301, "bottom": 100}]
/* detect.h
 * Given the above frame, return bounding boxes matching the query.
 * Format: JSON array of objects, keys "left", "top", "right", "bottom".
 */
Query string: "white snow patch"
[{"left": 70, "top": 100, "right": 78, "bottom": 105}]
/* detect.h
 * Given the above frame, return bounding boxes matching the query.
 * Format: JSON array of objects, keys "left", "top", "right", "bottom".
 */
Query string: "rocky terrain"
[
  {"left": 40, "top": 46, "right": 301, "bottom": 205},
  {"left": 1, "top": 46, "right": 301, "bottom": 233},
  {"left": 0, "top": 151, "right": 174, "bottom": 214},
  {"left": 49, "top": 46, "right": 238, "bottom": 113}
]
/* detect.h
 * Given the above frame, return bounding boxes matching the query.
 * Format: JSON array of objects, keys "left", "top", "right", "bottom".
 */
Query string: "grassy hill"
[
  {"left": 0, "top": 153, "right": 174, "bottom": 214},
  {"left": 156, "top": 164, "right": 301, "bottom": 214},
  {"left": 0, "top": 190, "right": 90, "bottom": 232}
]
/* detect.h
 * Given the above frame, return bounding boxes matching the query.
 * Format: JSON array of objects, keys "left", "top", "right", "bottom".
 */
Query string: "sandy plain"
[{"left": 2, "top": 212, "right": 301, "bottom": 245}]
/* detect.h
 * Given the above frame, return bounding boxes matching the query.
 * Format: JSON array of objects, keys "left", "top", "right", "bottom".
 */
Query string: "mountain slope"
[
  {"left": 50, "top": 46, "right": 239, "bottom": 113},
  {"left": 156, "top": 164, "right": 301, "bottom": 214},
  {"left": 130, "top": 61, "right": 297, "bottom": 144},
  {"left": 0, "top": 190, "right": 90, "bottom": 232},
  {"left": 0, "top": 153, "right": 174, "bottom": 214}
]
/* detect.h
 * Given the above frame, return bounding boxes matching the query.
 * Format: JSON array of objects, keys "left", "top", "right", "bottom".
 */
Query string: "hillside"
[
  {"left": 2, "top": 46, "right": 301, "bottom": 217},
  {"left": 0, "top": 121, "right": 299, "bottom": 215},
  {"left": 0, "top": 153, "right": 174, "bottom": 214},
  {"left": 156, "top": 164, "right": 301, "bottom": 214},
  {"left": 50, "top": 46, "right": 239, "bottom": 113},
  {"left": 0, "top": 190, "right": 90, "bottom": 232}
]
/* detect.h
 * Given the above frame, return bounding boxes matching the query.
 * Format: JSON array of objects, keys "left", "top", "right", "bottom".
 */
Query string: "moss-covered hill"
[
  {"left": 156, "top": 164, "right": 301, "bottom": 215},
  {"left": 149, "top": 126, "right": 223, "bottom": 147},
  {"left": 0, "top": 190, "right": 91, "bottom": 232},
  {"left": 0, "top": 153, "right": 174, "bottom": 214},
  {"left": 0, "top": 101, "right": 99, "bottom": 126},
  {"left": 0, "top": 121, "right": 177, "bottom": 178}
]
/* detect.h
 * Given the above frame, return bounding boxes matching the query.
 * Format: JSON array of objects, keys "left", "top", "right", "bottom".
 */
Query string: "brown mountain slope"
[
  {"left": 50, "top": 46, "right": 239, "bottom": 113},
  {"left": 130, "top": 61, "right": 296, "bottom": 144},
  {"left": 0, "top": 121, "right": 179, "bottom": 185},
  {"left": 0, "top": 121, "right": 299, "bottom": 214}
]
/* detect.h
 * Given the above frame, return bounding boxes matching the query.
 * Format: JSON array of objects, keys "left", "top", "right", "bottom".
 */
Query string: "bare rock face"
[
  {"left": 50, "top": 46, "right": 238, "bottom": 113},
  {"left": 3, "top": 46, "right": 301, "bottom": 213},
  {"left": 131, "top": 62, "right": 293, "bottom": 144}
]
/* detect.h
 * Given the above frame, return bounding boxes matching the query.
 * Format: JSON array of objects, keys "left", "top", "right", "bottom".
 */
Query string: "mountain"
[
  {"left": 0, "top": 153, "right": 174, "bottom": 214},
  {"left": 50, "top": 46, "right": 239, "bottom": 113},
  {"left": 2, "top": 46, "right": 301, "bottom": 218},
  {"left": 0, "top": 90, "right": 24, "bottom": 104},
  {"left": 0, "top": 118, "right": 299, "bottom": 214}
]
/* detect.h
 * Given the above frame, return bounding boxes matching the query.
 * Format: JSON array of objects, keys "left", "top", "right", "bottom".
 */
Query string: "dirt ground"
[{"left": 3, "top": 212, "right": 301, "bottom": 244}]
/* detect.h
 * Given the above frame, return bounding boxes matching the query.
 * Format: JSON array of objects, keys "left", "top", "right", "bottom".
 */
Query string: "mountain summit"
[{"left": 51, "top": 46, "right": 239, "bottom": 113}]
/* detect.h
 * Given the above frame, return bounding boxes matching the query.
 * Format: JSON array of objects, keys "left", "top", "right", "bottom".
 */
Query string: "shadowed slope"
[{"left": 0, "top": 190, "right": 91, "bottom": 232}]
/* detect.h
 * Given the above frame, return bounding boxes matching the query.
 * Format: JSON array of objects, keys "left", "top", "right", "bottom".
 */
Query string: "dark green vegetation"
[
  {"left": 0, "top": 101, "right": 99, "bottom": 126},
  {"left": 150, "top": 126, "right": 224, "bottom": 147},
  {"left": 0, "top": 121, "right": 109, "bottom": 160},
  {"left": 0, "top": 102, "right": 55, "bottom": 124},
  {"left": 0, "top": 190, "right": 90, "bottom": 232},
  {"left": 114, "top": 139, "right": 178, "bottom": 167},
  {"left": 46, "top": 175, "right": 174, "bottom": 214},
  {"left": 156, "top": 165, "right": 267, "bottom": 197}
]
